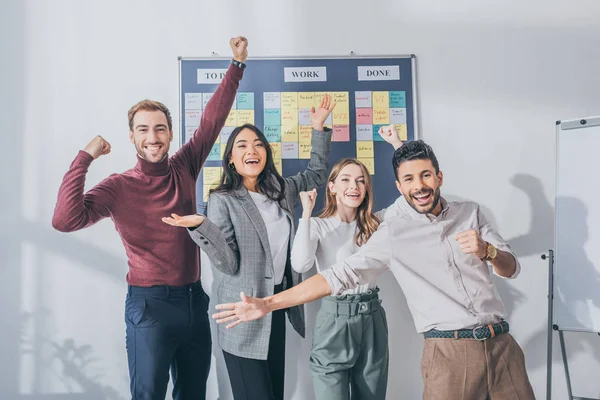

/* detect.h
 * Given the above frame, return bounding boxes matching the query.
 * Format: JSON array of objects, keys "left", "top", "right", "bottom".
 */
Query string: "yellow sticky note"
[
  {"left": 394, "top": 124, "right": 408, "bottom": 141},
  {"left": 313, "top": 92, "right": 325, "bottom": 108},
  {"left": 299, "top": 142, "right": 311, "bottom": 159},
  {"left": 358, "top": 158, "right": 375, "bottom": 175},
  {"left": 225, "top": 110, "right": 237, "bottom": 127},
  {"left": 220, "top": 143, "right": 227, "bottom": 158},
  {"left": 373, "top": 107, "right": 390, "bottom": 124},
  {"left": 332, "top": 92, "right": 349, "bottom": 109},
  {"left": 281, "top": 108, "right": 299, "bottom": 126},
  {"left": 298, "top": 92, "right": 314, "bottom": 109},
  {"left": 237, "top": 110, "right": 255, "bottom": 125},
  {"left": 215, "top": 134, "right": 220, "bottom": 144},
  {"left": 270, "top": 142, "right": 282, "bottom": 159},
  {"left": 299, "top": 125, "right": 312, "bottom": 143},
  {"left": 281, "top": 92, "right": 298, "bottom": 109},
  {"left": 203, "top": 167, "right": 222, "bottom": 185},
  {"left": 203, "top": 185, "right": 218, "bottom": 201},
  {"left": 356, "top": 141, "right": 374, "bottom": 158},
  {"left": 274, "top": 158, "right": 283, "bottom": 175},
  {"left": 333, "top": 108, "right": 350, "bottom": 125},
  {"left": 282, "top": 125, "right": 299, "bottom": 142},
  {"left": 372, "top": 91, "right": 389, "bottom": 107}
]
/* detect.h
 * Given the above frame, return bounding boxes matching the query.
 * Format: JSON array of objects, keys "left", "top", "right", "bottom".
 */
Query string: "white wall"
[{"left": 2, "top": 0, "right": 600, "bottom": 398}]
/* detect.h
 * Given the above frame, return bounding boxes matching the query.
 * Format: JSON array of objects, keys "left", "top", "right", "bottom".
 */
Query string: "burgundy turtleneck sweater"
[{"left": 52, "top": 64, "right": 243, "bottom": 287}]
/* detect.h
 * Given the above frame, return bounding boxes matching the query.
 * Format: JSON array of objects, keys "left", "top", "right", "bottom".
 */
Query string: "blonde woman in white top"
[{"left": 291, "top": 126, "right": 402, "bottom": 400}]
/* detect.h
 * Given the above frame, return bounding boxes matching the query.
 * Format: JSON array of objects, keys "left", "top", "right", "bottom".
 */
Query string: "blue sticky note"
[
  {"left": 373, "top": 125, "right": 386, "bottom": 141},
  {"left": 237, "top": 92, "right": 254, "bottom": 110},
  {"left": 264, "top": 109, "right": 281, "bottom": 126},
  {"left": 389, "top": 91, "right": 406, "bottom": 108},
  {"left": 207, "top": 144, "right": 221, "bottom": 161},
  {"left": 264, "top": 125, "right": 282, "bottom": 142}
]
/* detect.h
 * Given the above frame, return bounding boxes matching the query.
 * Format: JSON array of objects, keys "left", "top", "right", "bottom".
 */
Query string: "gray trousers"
[{"left": 309, "top": 288, "right": 389, "bottom": 400}]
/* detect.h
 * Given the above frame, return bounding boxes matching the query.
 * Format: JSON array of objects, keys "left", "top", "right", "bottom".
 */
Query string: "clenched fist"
[
  {"left": 300, "top": 189, "right": 318, "bottom": 218},
  {"left": 230, "top": 36, "right": 248, "bottom": 63},
  {"left": 377, "top": 125, "right": 403, "bottom": 150},
  {"left": 83, "top": 136, "right": 111, "bottom": 159}
]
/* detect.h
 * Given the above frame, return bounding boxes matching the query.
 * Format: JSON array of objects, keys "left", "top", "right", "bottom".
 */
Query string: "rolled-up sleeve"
[{"left": 478, "top": 206, "right": 521, "bottom": 279}]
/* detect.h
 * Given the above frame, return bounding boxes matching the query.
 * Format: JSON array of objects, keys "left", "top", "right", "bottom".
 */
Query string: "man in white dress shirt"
[{"left": 213, "top": 140, "right": 535, "bottom": 399}]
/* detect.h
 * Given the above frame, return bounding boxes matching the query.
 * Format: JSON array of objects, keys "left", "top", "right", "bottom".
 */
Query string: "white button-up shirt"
[{"left": 320, "top": 196, "right": 520, "bottom": 333}]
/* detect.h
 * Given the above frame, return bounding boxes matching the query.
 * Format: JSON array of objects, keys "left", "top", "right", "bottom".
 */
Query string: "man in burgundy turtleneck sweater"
[{"left": 52, "top": 37, "right": 248, "bottom": 400}]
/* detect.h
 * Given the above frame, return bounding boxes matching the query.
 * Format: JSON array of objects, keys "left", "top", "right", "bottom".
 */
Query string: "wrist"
[
  {"left": 231, "top": 58, "right": 246, "bottom": 68},
  {"left": 312, "top": 124, "right": 324, "bottom": 131},
  {"left": 265, "top": 295, "right": 277, "bottom": 312},
  {"left": 301, "top": 211, "right": 312, "bottom": 219}
]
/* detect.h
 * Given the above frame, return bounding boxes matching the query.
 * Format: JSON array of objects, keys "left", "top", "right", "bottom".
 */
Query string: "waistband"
[
  {"left": 127, "top": 280, "right": 204, "bottom": 298},
  {"left": 423, "top": 320, "right": 510, "bottom": 340},
  {"left": 321, "top": 288, "right": 381, "bottom": 316}
]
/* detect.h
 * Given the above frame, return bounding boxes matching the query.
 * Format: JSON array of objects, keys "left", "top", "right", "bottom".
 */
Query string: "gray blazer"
[{"left": 190, "top": 128, "right": 332, "bottom": 360}]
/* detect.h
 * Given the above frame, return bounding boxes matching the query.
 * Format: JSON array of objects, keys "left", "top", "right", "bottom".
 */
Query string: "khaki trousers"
[{"left": 421, "top": 333, "right": 535, "bottom": 400}]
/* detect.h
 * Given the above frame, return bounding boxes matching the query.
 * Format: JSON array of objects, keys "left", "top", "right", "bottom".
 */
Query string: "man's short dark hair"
[{"left": 392, "top": 140, "right": 440, "bottom": 180}]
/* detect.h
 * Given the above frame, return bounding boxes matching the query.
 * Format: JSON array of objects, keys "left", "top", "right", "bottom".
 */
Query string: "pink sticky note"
[
  {"left": 356, "top": 108, "right": 373, "bottom": 125},
  {"left": 332, "top": 125, "right": 350, "bottom": 142}
]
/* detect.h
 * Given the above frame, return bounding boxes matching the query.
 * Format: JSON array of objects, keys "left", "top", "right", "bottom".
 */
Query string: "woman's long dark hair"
[{"left": 210, "top": 124, "right": 286, "bottom": 202}]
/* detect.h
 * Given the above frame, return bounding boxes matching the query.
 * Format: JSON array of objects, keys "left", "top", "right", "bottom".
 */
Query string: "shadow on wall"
[{"left": 19, "top": 310, "right": 125, "bottom": 400}]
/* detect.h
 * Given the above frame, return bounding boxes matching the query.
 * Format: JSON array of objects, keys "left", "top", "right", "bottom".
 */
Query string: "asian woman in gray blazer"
[{"left": 163, "top": 94, "right": 336, "bottom": 400}]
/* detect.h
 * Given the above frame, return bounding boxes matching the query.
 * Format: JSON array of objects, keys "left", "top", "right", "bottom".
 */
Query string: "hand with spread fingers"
[{"left": 212, "top": 292, "right": 270, "bottom": 329}]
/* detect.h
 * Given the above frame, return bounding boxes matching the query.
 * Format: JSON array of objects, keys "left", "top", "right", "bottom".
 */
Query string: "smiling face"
[
  {"left": 395, "top": 158, "right": 443, "bottom": 215},
  {"left": 129, "top": 110, "right": 173, "bottom": 163},
  {"left": 229, "top": 127, "right": 268, "bottom": 181},
  {"left": 329, "top": 163, "right": 368, "bottom": 210}
]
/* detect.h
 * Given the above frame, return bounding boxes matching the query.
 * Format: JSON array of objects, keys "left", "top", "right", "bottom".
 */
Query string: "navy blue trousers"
[{"left": 125, "top": 281, "right": 211, "bottom": 400}]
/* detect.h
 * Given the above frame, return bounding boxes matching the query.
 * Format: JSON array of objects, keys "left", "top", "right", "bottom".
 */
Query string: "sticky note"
[
  {"left": 270, "top": 142, "right": 282, "bottom": 159},
  {"left": 264, "top": 109, "right": 281, "bottom": 126},
  {"left": 274, "top": 158, "right": 283, "bottom": 175},
  {"left": 299, "top": 125, "right": 312, "bottom": 143},
  {"left": 332, "top": 125, "right": 350, "bottom": 142},
  {"left": 220, "top": 143, "right": 227, "bottom": 158},
  {"left": 356, "top": 125, "right": 373, "bottom": 141},
  {"left": 389, "top": 91, "right": 406, "bottom": 108},
  {"left": 225, "top": 110, "right": 237, "bottom": 127},
  {"left": 237, "top": 93, "right": 254, "bottom": 110},
  {"left": 390, "top": 108, "right": 407, "bottom": 124},
  {"left": 237, "top": 110, "right": 255, "bottom": 125},
  {"left": 282, "top": 125, "right": 299, "bottom": 142},
  {"left": 373, "top": 107, "right": 390, "bottom": 125},
  {"left": 202, "top": 93, "right": 214, "bottom": 109},
  {"left": 185, "top": 93, "right": 202, "bottom": 110},
  {"left": 215, "top": 134, "right": 220, "bottom": 144},
  {"left": 220, "top": 126, "right": 235, "bottom": 144},
  {"left": 313, "top": 92, "right": 325, "bottom": 108},
  {"left": 372, "top": 91, "right": 389, "bottom": 108},
  {"left": 356, "top": 108, "right": 373, "bottom": 125},
  {"left": 356, "top": 141, "right": 374, "bottom": 158},
  {"left": 281, "top": 108, "right": 298, "bottom": 126},
  {"left": 264, "top": 125, "right": 282, "bottom": 142},
  {"left": 333, "top": 109, "right": 350, "bottom": 125},
  {"left": 325, "top": 113, "right": 333, "bottom": 126},
  {"left": 299, "top": 142, "right": 311, "bottom": 159},
  {"left": 203, "top": 185, "right": 218, "bottom": 201},
  {"left": 264, "top": 92, "right": 281, "bottom": 109},
  {"left": 355, "top": 91, "right": 372, "bottom": 108},
  {"left": 298, "top": 92, "right": 314, "bottom": 109},
  {"left": 207, "top": 143, "right": 221, "bottom": 161},
  {"left": 394, "top": 124, "right": 408, "bottom": 141},
  {"left": 332, "top": 92, "right": 349, "bottom": 109},
  {"left": 185, "top": 110, "right": 202, "bottom": 127},
  {"left": 203, "top": 167, "right": 222, "bottom": 185},
  {"left": 282, "top": 142, "right": 299, "bottom": 159},
  {"left": 281, "top": 92, "right": 298, "bottom": 109},
  {"left": 358, "top": 158, "right": 375, "bottom": 175},
  {"left": 184, "top": 126, "right": 196, "bottom": 144},
  {"left": 373, "top": 125, "right": 386, "bottom": 141},
  {"left": 298, "top": 108, "right": 312, "bottom": 125}
]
